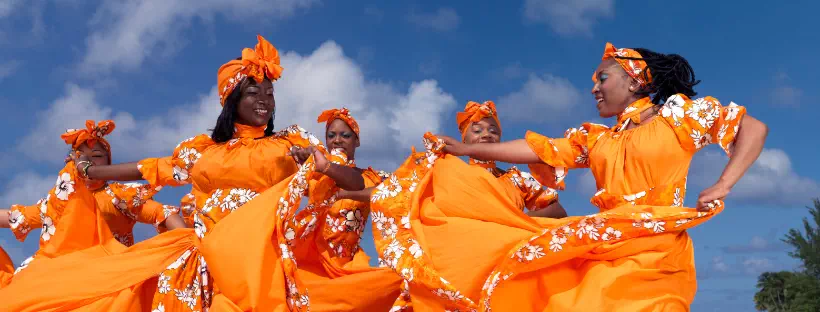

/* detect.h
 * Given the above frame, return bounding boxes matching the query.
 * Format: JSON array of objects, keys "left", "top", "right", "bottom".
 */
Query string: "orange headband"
[
  {"left": 317, "top": 108, "right": 360, "bottom": 136},
  {"left": 456, "top": 101, "right": 501, "bottom": 140},
  {"left": 217, "top": 34, "right": 284, "bottom": 106},
  {"left": 61, "top": 120, "right": 115, "bottom": 156},
  {"left": 594, "top": 42, "right": 653, "bottom": 87}
]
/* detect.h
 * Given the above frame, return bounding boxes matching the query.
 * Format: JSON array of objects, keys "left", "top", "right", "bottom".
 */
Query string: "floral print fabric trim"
[{"left": 370, "top": 133, "right": 727, "bottom": 311}]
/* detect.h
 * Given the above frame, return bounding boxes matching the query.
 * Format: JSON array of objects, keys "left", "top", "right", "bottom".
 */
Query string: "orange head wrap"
[
  {"left": 594, "top": 42, "right": 653, "bottom": 87},
  {"left": 217, "top": 34, "right": 284, "bottom": 106},
  {"left": 61, "top": 120, "right": 115, "bottom": 158},
  {"left": 317, "top": 108, "right": 360, "bottom": 137},
  {"left": 456, "top": 101, "right": 501, "bottom": 140}
]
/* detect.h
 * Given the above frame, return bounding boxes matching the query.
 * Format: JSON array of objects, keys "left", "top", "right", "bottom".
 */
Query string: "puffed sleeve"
[
  {"left": 660, "top": 94, "right": 747, "bottom": 156},
  {"left": 7, "top": 198, "right": 46, "bottom": 242},
  {"left": 505, "top": 167, "right": 559, "bottom": 212},
  {"left": 137, "top": 134, "right": 215, "bottom": 187},
  {"left": 524, "top": 123, "right": 609, "bottom": 189}
]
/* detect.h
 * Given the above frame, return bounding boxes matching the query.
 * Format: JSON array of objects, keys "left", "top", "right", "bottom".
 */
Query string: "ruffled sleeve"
[
  {"left": 362, "top": 168, "right": 386, "bottom": 188},
  {"left": 137, "top": 134, "right": 215, "bottom": 187},
  {"left": 524, "top": 123, "right": 609, "bottom": 189},
  {"left": 8, "top": 198, "right": 47, "bottom": 242},
  {"left": 505, "top": 167, "right": 559, "bottom": 211},
  {"left": 660, "top": 94, "right": 747, "bottom": 156},
  {"left": 273, "top": 125, "right": 325, "bottom": 150}
]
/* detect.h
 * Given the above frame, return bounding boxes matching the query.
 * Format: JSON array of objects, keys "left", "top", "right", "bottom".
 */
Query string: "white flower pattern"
[{"left": 54, "top": 173, "right": 75, "bottom": 201}]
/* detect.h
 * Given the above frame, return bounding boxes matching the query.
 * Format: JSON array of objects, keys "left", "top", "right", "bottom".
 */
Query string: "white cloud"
[
  {"left": 14, "top": 41, "right": 456, "bottom": 172},
  {"left": 576, "top": 170, "right": 598, "bottom": 196},
  {"left": 0, "top": 60, "right": 20, "bottom": 80},
  {"left": 711, "top": 256, "right": 730, "bottom": 273},
  {"left": 707, "top": 255, "right": 780, "bottom": 277},
  {"left": 689, "top": 148, "right": 820, "bottom": 206},
  {"left": 276, "top": 41, "right": 456, "bottom": 169},
  {"left": 0, "top": 171, "right": 55, "bottom": 207},
  {"left": 79, "top": 0, "right": 319, "bottom": 75},
  {"left": 770, "top": 72, "right": 802, "bottom": 106},
  {"left": 722, "top": 235, "right": 788, "bottom": 254},
  {"left": 0, "top": 0, "right": 20, "bottom": 18},
  {"left": 742, "top": 257, "right": 776, "bottom": 275},
  {"left": 407, "top": 7, "right": 461, "bottom": 32},
  {"left": 523, "top": 0, "right": 613, "bottom": 36},
  {"left": 497, "top": 73, "right": 584, "bottom": 123}
]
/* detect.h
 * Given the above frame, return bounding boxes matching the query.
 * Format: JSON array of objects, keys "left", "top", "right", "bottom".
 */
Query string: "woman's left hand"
[
  {"left": 289, "top": 146, "right": 312, "bottom": 164},
  {"left": 290, "top": 146, "right": 330, "bottom": 172},
  {"left": 696, "top": 181, "right": 731, "bottom": 211}
]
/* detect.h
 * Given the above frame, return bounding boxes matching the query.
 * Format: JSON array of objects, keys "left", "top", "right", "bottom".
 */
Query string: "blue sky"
[{"left": 0, "top": 0, "right": 817, "bottom": 310}]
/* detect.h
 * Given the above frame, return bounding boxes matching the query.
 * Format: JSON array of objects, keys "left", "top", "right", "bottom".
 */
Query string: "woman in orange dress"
[
  {"left": 198, "top": 108, "right": 402, "bottom": 311},
  {"left": 313, "top": 107, "right": 389, "bottom": 264},
  {"left": 0, "top": 120, "right": 185, "bottom": 258},
  {"left": 456, "top": 100, "right": 566, "bottom": 218},
  {"left": 0, "top": 120, "right": 185, "bottom": 274},
  {"left": 370, "top": 42, "right": 768, "bottom": 311},
  {"left": 0, "top": 35, "right": 366, "bottom": 311}
]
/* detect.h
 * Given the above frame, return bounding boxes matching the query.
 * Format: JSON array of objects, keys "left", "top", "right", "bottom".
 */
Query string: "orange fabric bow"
[
  {"left": 61, "top": 120, "right": 115, "bottom": 154},
  {"left": 594, "top": 42, "right": 653, "bottom": 87},
  {"left": 317, "top": 108, "right": 360, "bottom": 136},
  {"left": 456, "top": 101, "right": 501, "bottom": 139},
  {"left": 217, "top": 35, "right": 284, "bottom": 106}
]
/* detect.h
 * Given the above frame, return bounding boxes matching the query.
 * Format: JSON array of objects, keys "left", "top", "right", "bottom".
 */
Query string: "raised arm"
[
  {"left": 291, "top": 146, "right": 365, "bottom": 191},
  {"left": 321, "top": 162, "right": 366, "bottom": 191},
  {"left": 83, "top": 161, "right": 144, "bottom": 181},
  {"left": 442, "top": 137, "right": 542, "bottom": 164},
  {"left": 697, "top": 114, "right": 768, "bottom": 208},
  {"left": 0, "top": 209, "right": 8, "bottom": 228}
]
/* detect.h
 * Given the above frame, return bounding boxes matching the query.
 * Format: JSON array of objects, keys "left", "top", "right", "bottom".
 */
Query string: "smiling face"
[
  {"left": 591, "top": 59, "right": 642, "bottom": 118},
  {"left": 462, "top": 117, "right": 501, "bottom": 144},
  {"left": 235, "top": 78, "right": 275, "bottom": 127},
  {"left": 326, "top": 119, "right": 359, "bottom": 160}
]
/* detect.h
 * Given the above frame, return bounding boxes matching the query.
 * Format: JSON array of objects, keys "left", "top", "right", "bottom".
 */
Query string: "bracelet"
[
  {"left": 79, "top": 162, "right": 93, "bottom": 178},
  {"left": 75, "top": 160, "right": 91, "bottom": 171}
]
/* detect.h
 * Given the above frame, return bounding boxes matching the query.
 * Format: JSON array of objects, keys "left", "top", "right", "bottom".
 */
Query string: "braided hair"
[
  {"left": 211, "top": 57, "right": 275, "bottom": 143},
  {"left": 615, "top": 49, "right": 700, "bottom": 104}
]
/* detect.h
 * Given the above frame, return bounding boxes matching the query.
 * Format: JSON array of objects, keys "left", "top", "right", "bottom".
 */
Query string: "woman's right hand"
[{"left": 439, "top": 135, "right": 470, "bottom": 156}]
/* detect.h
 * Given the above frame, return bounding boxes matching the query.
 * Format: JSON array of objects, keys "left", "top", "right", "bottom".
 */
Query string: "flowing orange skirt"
[
  {"left": 371, "top": 148, "right": 721, "bottom": 311},
  {"left": 0, "top": 247, "right": 13, "bottom": 288},
  {"left": 0, "top": 158, "right": 401, "bottom": 312},
  {"left": 202, "top": 161, "right": 402, "bottom": 311}
]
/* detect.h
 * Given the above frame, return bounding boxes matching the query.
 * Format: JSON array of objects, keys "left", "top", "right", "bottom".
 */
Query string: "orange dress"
[
  {"left": 6, "top": 177, "right": 167, "bottom": 271},
  {"left": 469, "top": 159, "right": 559, "bottom": 212},
  {"left": 8, "top": 183, "right": 172, "bottom": 265},
  {"left": 0, "top": 125, "right": 318, "bottom": 311},
  {"left": 139, "top": 124, "right": 324, "bottom": 311},
  {"left": 0, "top": 247, "right": 12, "bottom": 288},
  {"left": 317, "top": 167, "right": 387, "bottom": 263},
  {"left": 0, "top": 163, "right": 201, "bottom": 311},
  {"left": 199, "top": 157, "right": 402, "bottom": 311},
  {"left": 371, "top": 94, "right": 746, "bottom": 311}
]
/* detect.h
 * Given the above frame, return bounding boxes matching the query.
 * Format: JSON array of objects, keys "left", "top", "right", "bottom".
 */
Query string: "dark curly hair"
[{"left": 615, "top": 48, "right": 700, "bottom": 104}]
